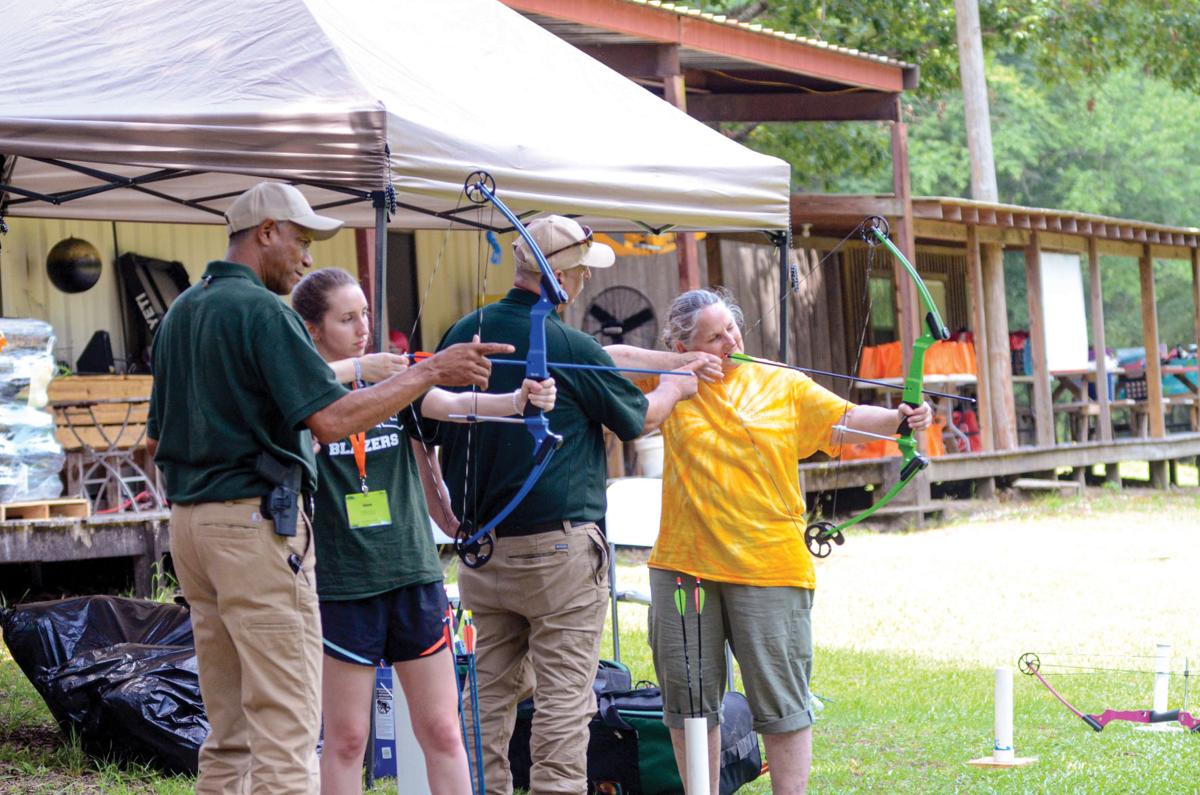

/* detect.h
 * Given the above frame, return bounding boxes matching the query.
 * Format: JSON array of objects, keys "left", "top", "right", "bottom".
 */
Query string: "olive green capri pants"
[{"left": 647, "top": 567, "right": 815, "bottom": 734}]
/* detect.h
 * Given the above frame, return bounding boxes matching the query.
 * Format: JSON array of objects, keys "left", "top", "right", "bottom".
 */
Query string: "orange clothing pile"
[{"left": 857, "top": 340, "right": 977, "bottom": 379}]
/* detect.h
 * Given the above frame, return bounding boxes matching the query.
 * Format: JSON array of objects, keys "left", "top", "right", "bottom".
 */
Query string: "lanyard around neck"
[{"left": 348, "top": 381, "right": 368, "bottom": 493}]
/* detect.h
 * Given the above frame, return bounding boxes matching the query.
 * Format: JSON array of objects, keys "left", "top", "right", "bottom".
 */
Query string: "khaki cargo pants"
[
  {"left": 460, "top": 521, "right": 609, "bottom": 795},
  {"left": 170, "top": 499, "right": 322, "bottom": 795}
]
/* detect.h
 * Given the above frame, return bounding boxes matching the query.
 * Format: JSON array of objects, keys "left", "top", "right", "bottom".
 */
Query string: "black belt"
[{"left": 495, "top": 519, "right": 592, "bottom": 539}]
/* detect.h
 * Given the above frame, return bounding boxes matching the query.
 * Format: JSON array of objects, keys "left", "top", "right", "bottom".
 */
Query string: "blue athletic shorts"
[{"left": 320, "top": 580, "right": 450, "bottom": 666}]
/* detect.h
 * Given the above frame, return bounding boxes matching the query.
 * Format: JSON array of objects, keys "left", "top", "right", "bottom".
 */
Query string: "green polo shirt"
[
  {"left": 312, "top": 401, "right": 442, "bottom": 600},
  {"left": 148, "top": 261, "right": 348, "bottom": 504},
  {"left": 436, "top": 288, "right": 649, "bottom": 532}
]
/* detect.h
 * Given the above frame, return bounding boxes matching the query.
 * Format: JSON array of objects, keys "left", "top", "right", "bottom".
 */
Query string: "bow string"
[{"left": 449, "top": 171, "right": 567, "bottom": 568}]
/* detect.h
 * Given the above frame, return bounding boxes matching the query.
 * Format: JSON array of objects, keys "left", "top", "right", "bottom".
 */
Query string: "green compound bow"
[{"left": 802, "top": 216, "right": 950, "bottom": 557}]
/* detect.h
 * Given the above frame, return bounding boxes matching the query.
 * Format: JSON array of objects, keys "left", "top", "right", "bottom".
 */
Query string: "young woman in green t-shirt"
[{"left": 293, "top": 268, "right": 554, "bottom": 795}]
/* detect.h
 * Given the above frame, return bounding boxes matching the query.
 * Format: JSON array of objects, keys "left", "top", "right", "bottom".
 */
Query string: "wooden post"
[
  {"left": 954, "top": 0, "right": 999, "bottom": 203},
  {"left": 891, "top": 115, "right": 922, "bottom": 463},
  {"left": 659, "top": 44, "right": 701, "bottom": 293},
  {"left": 965, "top": 225, "right": 993, "bottom": 450},
  {"left": 1192, "top": 247, "right": 1200, "bottom": 381},
  {"left": 965, "top": 225, "right": 995, "bottom": 498},
  {"left": 981, "top": 243, "right": 1017, "bottom": 449},
  {"left": 1088, "top": 237, "right": 1112, "bottom": 442},
  {"left": 1139, "top": 245, "right": 1166, "bottom": 439},
  {"left": 1105, "top": 462, "right": 1122, "bottom": 488},
  {"left": 890, "top": 117, "right": 919, "bottom": 355},
  {"left": 355, "top": 227, "right": 377, "bottom": 317},
  {"left": 1024, "top": 232, "right": 1054, "bottom": 447},
  {"left": 705, "top": 233, "right": 724, "bottom": 289}
]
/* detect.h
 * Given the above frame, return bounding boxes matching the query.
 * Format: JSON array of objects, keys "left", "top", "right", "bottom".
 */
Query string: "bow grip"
[{"left": 896, "top": 400, "right": 920, "bottom": 437}]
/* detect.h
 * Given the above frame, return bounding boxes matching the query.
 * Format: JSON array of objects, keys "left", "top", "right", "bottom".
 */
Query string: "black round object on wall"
[{"left": 47, "top": 237, "right": 103, "bottom": 293}]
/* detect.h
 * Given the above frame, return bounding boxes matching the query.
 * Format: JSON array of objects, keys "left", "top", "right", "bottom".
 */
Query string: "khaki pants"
[
  {"left": 170, "top": 500, "right": 322, "bottom": 795},
  {"left": 460, "top": 522, "right": 609, "bottom": 795}
]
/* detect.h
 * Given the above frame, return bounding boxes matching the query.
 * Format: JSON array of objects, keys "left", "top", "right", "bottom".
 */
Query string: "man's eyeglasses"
[{"left": 543, "top": 225, "right": 593, "bottom": 260}]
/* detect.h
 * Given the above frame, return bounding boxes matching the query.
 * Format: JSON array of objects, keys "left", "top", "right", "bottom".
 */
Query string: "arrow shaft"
[{"left": 730, "top": 353, "right": 973, "bottom": 403}]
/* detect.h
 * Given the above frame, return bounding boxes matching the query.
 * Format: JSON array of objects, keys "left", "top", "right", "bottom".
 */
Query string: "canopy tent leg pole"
[
  {"left": 372, "top": 192, "right": 388, "bottom": 353},
  {"left": 769, "top": 230, "right": 792, "bottom": 363}
]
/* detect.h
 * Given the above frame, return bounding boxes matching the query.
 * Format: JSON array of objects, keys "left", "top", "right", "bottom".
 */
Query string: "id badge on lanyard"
[{"left": 343, "top": 384, "right": 391, "bottom": 529}]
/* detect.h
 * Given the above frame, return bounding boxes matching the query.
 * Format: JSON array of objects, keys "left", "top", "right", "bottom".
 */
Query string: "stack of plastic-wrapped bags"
[{"left": 0, "top": 318, "right": 65, "bottom": 502}]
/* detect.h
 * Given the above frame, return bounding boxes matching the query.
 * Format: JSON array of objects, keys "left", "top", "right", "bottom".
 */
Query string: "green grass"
[{"left": 6, "top": 492, "right": 1200, "bottom": 793}]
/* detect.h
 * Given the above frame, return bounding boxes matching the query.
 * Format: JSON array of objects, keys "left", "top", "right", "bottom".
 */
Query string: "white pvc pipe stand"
[
  {"left": 992, "top": 667, "right": 1015, "bottom": 763},
  {"left": 1138, "top": 641, "right": 1182, "bottom": 732},
  {"left": 683, "top": 716, "right": 710, "bottom": 793},
  {"left": 968, "top": 667, "right": 1036, "bottom": 768},
  {"left": 1153, "top": 642, "right": 1171, "bottom": 713}
]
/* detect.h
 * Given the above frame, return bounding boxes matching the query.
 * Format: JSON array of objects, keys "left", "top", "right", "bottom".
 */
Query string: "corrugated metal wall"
[{"left": 1, "top": 218, "right": 356, "bottom": 365}]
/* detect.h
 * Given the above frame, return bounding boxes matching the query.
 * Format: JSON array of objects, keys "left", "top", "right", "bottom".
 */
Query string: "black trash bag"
[{"left": 0, "top": 595, "right": 206, "bottom": 774}]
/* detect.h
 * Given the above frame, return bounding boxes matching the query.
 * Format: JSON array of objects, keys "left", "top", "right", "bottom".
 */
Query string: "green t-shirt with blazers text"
[
  {"left": 436, "top": 288, "right": 649, "bottom": 532},
  {"left": 311, "top": 398, "right": 442, "bottom": 600},
  {"left": 148, "top": 260, "right": 348, "bottom": 504}
]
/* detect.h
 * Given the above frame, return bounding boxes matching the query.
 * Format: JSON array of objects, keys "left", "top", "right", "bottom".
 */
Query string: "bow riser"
[{"left": 454, "top": 173, "right": 565, "bottom": 568}]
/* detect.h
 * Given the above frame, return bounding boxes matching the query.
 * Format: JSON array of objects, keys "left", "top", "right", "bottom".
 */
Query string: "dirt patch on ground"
[
  {"left": 813, "top": 493, "right": 1200, "bottom": 667},
  {"left": 0, "top": 725, "right": 60, "bottom": 756}
]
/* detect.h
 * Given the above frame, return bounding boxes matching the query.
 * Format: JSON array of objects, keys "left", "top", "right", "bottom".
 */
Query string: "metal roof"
[{"left": 503, "top": 0, "right": 918, "bottom": 96}]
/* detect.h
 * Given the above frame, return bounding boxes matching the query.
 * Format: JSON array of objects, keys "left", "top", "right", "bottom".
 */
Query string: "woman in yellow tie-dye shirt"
[{"left": 646, "top": 288, "right": 931, "bottom": 794}]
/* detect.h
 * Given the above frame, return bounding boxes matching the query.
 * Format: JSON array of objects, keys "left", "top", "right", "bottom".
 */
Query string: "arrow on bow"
[
  {"left": 403, "top": 351, "right": 696, "bottom": 379},
  {"left": 1018, "top": 653, "right": 1200, "bottom": 732}
]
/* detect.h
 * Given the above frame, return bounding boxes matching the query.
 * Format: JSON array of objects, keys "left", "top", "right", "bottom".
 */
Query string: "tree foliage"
[
  {"left": 706, "top": 0, "right": 1200, "bottom": 97},
  {"left": 703, "top": 1, "right": 1200, "bottom": 347}
]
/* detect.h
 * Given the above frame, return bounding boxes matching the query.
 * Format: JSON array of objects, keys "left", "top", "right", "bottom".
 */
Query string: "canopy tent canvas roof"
[{"left": 0, "top": 0, "right": 790, "bottom": 233}]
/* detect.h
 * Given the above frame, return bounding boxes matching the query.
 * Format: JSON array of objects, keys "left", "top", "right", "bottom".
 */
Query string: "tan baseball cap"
[
  {"left": 224, "top": 182, "right": 343, "bottom": 240},
  {"left": 513, "top": 215, "right": 615, "bottom": 272}
]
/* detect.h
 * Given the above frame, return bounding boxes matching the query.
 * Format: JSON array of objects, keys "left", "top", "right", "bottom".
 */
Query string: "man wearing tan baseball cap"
[
  {"left": 225, "top": 181, "right": 344, "bottom": 241},
  {"left": 148, "top": 182, "right": 512, "bottom": 794},
  {"left": 512, "top": 215, "right": 615, "bottom": 312}
]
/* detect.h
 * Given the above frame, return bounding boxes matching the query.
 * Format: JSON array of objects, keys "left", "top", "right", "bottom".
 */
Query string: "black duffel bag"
[{"left": 508, "top": 674, "right": 762, "bottom": 794}]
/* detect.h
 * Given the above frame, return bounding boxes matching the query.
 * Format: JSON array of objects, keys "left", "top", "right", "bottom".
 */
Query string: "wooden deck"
[
  {"left": 799, "top": 432, "right": 1200, "bottom": 519},
  {"left": 0, "top": 510, "right": 170, "bottom": 597}
]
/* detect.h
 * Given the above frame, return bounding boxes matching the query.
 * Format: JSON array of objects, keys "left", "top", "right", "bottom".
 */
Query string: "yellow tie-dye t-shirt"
[{"left": 647, "top": 363, "right": 853, "bottom": 589}]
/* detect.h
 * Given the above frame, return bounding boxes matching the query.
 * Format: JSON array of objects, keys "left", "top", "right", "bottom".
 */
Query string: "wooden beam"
[
  {"left": 965, "top": 225, "right": 993, "bottom": 450},
  {"left": 890, "top": 116, "right": 919, "bottom": 368},
  {"left": 501, "top": 0, "right": 909, "bottom": 92},
  {"left": 687, "top": 91, "right": 900, "bottom": 122},
  {"left": 1025, "top": 232, "right": 1055, "bottom": 447},
  {"left": 1140, "top": 244, "right": 1166, "bottom": 438},
  {"left": 705, "top": 232, "right": 724, "bottom": 289},
  {"left": 676, "top": 232, "right": 701, "bottom": 292},
  {"left": 355, "top": 228, "right": 377, "bottom": 331},
  {"left": 1193, "top": 247, "right": 1200, "bottom": 379},
  {"left": 982, "top": 242, "right": 1017, "bottom": 448},
  {"left": 657, "top": 45, "right": 701, "bottom": 293},
  {"left": 1088, "top": 236, "right": 1113, "bottom": 442},
  {"left": 792, "top": 194, "right": 904, "bottom": 219},
  {"left": 575, "top": 43, "right": 672, "bottom": 77}
]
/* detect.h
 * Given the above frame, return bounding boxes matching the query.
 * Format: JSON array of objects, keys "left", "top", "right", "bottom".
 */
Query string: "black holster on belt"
[{"left": 256, "top": 452, "right": 302, "bottom": 537}]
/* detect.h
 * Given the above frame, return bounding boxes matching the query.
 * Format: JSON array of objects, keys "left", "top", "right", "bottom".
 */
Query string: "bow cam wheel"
[
  {"left": 463, "top": 171, "right": 496, "bottom": 204},
  {"left": 1018, "top": 652, "right": 1040, "bottom": 676},
  {"left": 456, "top": 525, "right": 494, "bottom": 569},
  {"left": 805, "top": 521, "right": 843, "bottom": 559}
]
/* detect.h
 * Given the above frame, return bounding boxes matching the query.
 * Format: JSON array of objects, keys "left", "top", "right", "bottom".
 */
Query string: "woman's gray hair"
[{"left": 661, "top": 288, "right": 744, "bottom": 349}]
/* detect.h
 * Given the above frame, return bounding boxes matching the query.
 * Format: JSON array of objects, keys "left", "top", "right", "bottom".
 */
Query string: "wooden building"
[{"left": 767, "top": 194, "right": 1200, "bottom": 502}]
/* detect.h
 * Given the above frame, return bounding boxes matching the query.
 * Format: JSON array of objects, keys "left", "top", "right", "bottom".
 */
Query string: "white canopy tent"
[{"left": 0, "top": 0, "right": 790, "bottom": 234}]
